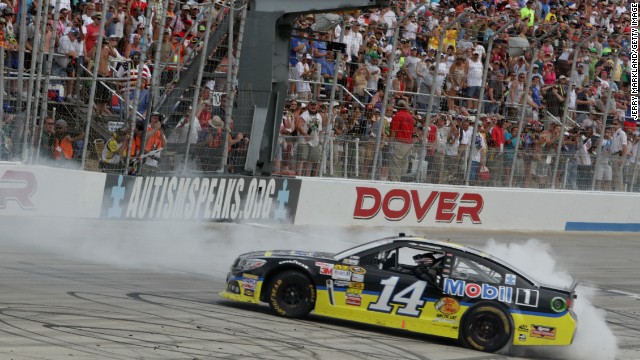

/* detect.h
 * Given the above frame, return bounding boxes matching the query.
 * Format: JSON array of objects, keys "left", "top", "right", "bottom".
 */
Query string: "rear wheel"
[
  {"left": 268, "top": 270, "right": 316, "bottom": 318},
  {"left": 460, "top": 304, "right": 512, "bottom": 352}
]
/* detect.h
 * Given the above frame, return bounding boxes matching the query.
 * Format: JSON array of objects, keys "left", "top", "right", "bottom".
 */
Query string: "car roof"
[{"left": 334, "top": 235, "right": 537, "bottom": 286}]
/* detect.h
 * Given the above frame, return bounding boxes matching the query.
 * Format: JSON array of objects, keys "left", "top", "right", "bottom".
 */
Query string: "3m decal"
[
  {"left": 316, "top": 262, "right": 334, "bottom": 276},
  {"left": 434, "top": 297, "right": 460, "bottom": 315},
  {"left": 530, "top": 325, "right": 556, "bottom": 340},
  {"left": 368, "top": 277, "right": 427, "bottom": 317},
  {"left": 443, "top": 278, "right": 513, "bottom": 303}
]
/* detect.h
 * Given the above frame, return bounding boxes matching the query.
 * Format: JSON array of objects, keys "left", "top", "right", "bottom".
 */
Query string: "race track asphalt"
[{"left": 1, "top": 218, "right": 638, "bottom": 360}]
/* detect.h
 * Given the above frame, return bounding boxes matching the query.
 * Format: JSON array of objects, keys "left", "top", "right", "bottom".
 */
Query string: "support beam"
[{"left": 239, "top": 0, "right": 388, "bottom": 176}]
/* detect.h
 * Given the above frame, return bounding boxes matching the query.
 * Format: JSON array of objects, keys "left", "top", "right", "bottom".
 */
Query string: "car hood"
[{"left": 240, "top": 250, "right": 335, "bottom": 260}]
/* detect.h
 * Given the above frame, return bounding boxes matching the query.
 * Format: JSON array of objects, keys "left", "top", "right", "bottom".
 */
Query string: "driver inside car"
[{"left": 413, "top": 252, "right": 439, "bottom": 282}]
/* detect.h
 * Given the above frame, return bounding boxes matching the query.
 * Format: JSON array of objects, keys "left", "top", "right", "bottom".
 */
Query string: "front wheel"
[
  {"left": 268, "top": 270, "right": 316, "bottom": 318},
  {"left": 460, "top": 304, "right": 512, "bottom": 352}
]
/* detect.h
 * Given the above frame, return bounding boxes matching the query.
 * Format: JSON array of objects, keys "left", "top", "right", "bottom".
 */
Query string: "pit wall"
[{"left": 1, "top": 163, "right": 639, "bottom": 232}]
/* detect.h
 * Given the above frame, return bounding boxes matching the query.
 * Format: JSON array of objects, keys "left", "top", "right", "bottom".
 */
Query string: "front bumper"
[{"left": 218, "top": 272, "right": 263, "bottom": 304}]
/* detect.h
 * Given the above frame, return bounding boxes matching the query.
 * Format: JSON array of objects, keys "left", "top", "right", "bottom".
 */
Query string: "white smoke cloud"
[{"left": 483, "top": 238, "right": 618, "bottom": 360}]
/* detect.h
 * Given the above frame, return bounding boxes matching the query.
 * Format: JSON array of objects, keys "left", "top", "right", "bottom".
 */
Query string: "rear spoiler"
[{"left": 568, "top": 279, "right": 579, "bottom": 299}]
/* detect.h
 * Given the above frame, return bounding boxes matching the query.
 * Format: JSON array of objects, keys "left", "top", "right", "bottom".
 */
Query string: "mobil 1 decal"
[{"left": 101, "top": 174, "right": 301, "bottom": 222}]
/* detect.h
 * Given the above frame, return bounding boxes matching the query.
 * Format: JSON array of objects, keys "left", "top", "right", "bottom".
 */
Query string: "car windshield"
[{"left": 333, "top": 238, "right": 394, "bottom": 260}]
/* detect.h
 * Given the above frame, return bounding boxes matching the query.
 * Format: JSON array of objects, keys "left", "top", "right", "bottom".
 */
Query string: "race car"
[{"left": 219, "top": 234, "right": 577, "bottom": 352}]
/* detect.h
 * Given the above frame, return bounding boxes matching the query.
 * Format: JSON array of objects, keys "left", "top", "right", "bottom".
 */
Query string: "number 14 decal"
[{"left": 368, "top": 276, "right": 427, "bottom": 317}]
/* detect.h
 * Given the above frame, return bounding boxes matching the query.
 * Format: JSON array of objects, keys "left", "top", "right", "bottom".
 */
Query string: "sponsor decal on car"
[
  {"left": 519, "top": 334, "right": 527, "bottom": 342},
  {"left": 434, "top": 297, "right": 460, "bottom": 315},
  {"left": 244, "top": 289, "right": 254, "bottom": 297},
  {"left": 332, "top": 269, "right": 352, "bottom": 281},
  {"left": 242, "top": 274, "right": 258, "bottom": 290},
  {"left": 334, "top": 264, "right": 350, "bottom": 271},
  {"left": 342, "top": 257, "right": 360, "bottom": 265},
  {"left": 278, "top": 260, "right": 310, "bottom": 270},
  {"left": 346, "top": 288, "right": 363, "bottom": 295},
  {"left": 530, "top": 325, "right": 556, "bottom": 340},
  {"left": 505, "top": 273, "right": 517, "bottom": 286},
  {"left": 348, "top": 282, "right": 365, "bottom": 290},
  {"left": 515, "top": 288, "right": 540, "bottom": 307},
  {"left": 345, "top": 293, "right": 362, "bottom": 306},
  {"left": 334, "top": 280, "right": 349, "bottom": 287},
  {"left": 518, "top": 324, "right": 529, "bottom": 332},
  {"left": 351, "top": 273, "right": 364, "bottom": 282},
  {"left": 349, "top": 266, "right": 366, "bottom": 275},
  {"left": 443, "top": 278, "right": 513, "bottom": 303},
  {"left": 315, "top": 262, "right": 334, "bottom": 276}
]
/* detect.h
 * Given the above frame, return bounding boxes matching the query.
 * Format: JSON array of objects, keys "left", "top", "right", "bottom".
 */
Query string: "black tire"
[
  {"left": 268, "top": 270, "right": 316, "bottom": 318},
  {"left": 460, "top": 304, "right": 512, "bottom": 353}
]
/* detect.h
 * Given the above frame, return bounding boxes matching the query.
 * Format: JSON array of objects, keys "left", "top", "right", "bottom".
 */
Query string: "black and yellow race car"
[{"left": 220, "top": 234, "right": 577, "bottom": 352}]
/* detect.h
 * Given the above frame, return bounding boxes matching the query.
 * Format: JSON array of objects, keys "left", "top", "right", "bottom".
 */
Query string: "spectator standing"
[
  {"left": 595, "top": 127, "right": 613, "bottom": 190},
  {"left": 296, "top": 99, "right": 323, "bottom": 176},
  {"left": 389, "top": 100, "right": 413, "bottom": 181},
  {"left": 610, "top": 119, "right": 628, "bottom": 191}
]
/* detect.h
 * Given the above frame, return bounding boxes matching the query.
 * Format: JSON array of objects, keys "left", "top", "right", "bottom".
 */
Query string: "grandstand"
[{"left": 0, "top": 0, "right": 636, "bottom": 192}]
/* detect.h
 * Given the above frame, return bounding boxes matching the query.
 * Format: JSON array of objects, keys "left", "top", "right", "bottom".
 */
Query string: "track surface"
[{"left": 1, "top": 219, "right": 639, "bottom": 360}]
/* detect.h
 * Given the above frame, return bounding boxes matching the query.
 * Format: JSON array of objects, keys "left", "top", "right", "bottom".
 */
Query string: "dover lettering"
[
  {"left": 125, "top": 177, "right": 276, "bottom": 220},
  {"left": 353, "top": 187, "right": 483, "bottom": 223}
]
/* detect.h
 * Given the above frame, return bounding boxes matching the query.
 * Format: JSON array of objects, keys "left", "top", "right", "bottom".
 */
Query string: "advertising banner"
[
  {"left": 101, "top": 174, "right": 301, "bottom": 223},
  {"left": 0, "top": 164, "right": 105, "bottom": 218}
]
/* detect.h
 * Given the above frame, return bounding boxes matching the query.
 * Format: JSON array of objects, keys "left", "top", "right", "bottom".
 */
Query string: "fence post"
[
  {"left": 591, "top": 53, "right": 621, "bottom": 191},
  {"left": 183, "top": 2, "right": 219, "bottom": 173},
  {"left": 371, "top": 5, "right": 422, "bottom": 180},
  {"left": 80, "top": 2, "right": 109, "bottom": 170},
  {"left": 509, "top": 24, "right": 559, "bottom": 187},
  {"left": 417, "top": 11, "right": 469, "bottom": 183},
  {"left": 465, "top": 19, "right": 516, "bottom": 185},
  {"left": 320, "top": 19, "right": 345, "bottom": 177},
  {"left": 550, "top": 30, "right": 602, "bottom": 189}
]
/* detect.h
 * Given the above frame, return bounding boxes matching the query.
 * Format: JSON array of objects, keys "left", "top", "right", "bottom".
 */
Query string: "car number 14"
[{"left": 367, "top": 276, "right": 427, "bottom": 317}]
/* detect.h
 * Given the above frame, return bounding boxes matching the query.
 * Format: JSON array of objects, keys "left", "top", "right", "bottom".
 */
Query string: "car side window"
[{"left": 451, "top": 256, "right": 503, "bottom": 284}]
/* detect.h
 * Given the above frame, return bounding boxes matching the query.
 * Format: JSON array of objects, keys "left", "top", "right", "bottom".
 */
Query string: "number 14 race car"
[{"left": 219, "top": 234, "right": 577, "bottom": 353}]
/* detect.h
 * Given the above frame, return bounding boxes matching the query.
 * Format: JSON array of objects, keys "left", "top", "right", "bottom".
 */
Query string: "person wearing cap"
[
  {"left": 295, "top": 99, "right": 323, "bottom": 176},
  {"left": 541, "top": 75, "right": 567, "bottom": 117},
  {"left": 626, "top": 131, "right": 640, "bottom": 192},
  {"left": 520, "top": 1, "right": 536, "bottom": 27},
  {"left": 570, "top": 63, "right": 588, "bottom": 88},
  {"left": 138, "top": 112, "right": 166, "bottom": 173},
  {"left": 388, "top": 100, "right": 414, "bottom": 181},
  {"left": 84, "top": 12, "right": 102, "bottom": 59},
  {"left": 294, "top": 53, "right": 313, "bottom": 101},
  {"left": 54, "top": 27, "right": 82, "bottom": 100},
  {"left": 52, "top": 119, "right": 84, "bottom": 165},
  {"left": 466, "top": 50, "right": 483, "bottom": 110},
  {"left": 101, "top": 127, "right": 131, "bottom": 172},
  {"left": 610, "top": 119, "right": 628, "bottom": 191}
]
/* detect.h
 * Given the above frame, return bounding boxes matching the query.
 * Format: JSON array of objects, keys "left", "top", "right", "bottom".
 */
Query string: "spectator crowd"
[
  {"left": 0, "top": 0, "right": 637, "bottom": 191},
  {"left": 280, "top": 0, "right": 637, "bottom": 191}
]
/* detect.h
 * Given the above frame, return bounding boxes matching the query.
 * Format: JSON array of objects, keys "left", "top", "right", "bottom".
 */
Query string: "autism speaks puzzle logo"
[{"left": 106, "top": 175, "right": 296, "bottom": 222}]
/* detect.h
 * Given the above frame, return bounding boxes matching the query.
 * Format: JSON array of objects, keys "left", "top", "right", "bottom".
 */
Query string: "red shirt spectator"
[
  {"left": 84, "top": 20, "right": 102, "bottom": 57},
  {"left": 490, "top": 121, "right": 506, "bottom": 149},
  {"left": 390, "top": 105, "right": 414, "bottom": 144}
]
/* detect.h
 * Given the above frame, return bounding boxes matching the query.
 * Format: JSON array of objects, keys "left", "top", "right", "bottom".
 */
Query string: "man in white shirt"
[{"left": 610, "top": 119, "right": 628, "bottom": 191}]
